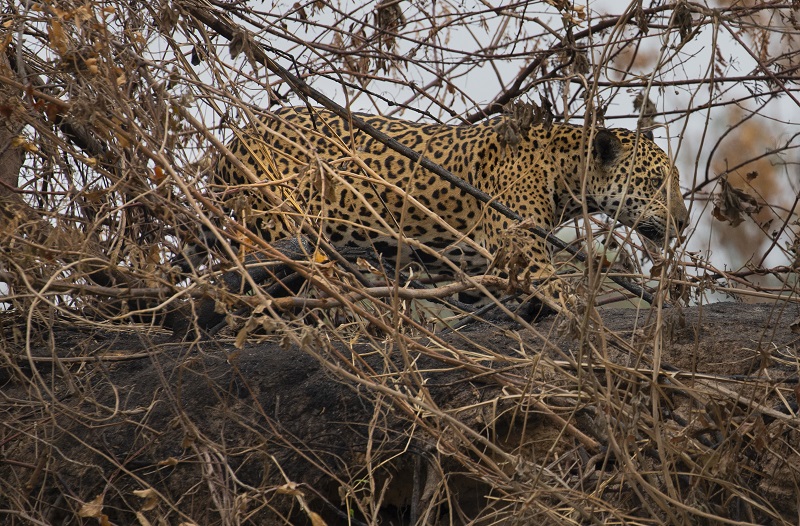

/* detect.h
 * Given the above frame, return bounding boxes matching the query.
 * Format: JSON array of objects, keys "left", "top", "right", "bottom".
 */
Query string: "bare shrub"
[{"left": 1, "top": 1, "right": 798, "bottom": 524}]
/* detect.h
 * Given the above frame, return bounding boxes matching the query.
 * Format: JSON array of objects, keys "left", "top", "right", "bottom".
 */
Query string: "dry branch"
[{"left": 1, "top": 1, "right": 799, "bottom": 524}]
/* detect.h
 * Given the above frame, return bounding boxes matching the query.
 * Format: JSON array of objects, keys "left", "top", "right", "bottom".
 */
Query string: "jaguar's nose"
[
  {"left": 671, "top": 199, "right": 690, "bottom": 235},
  {"left": 674, "top": 215, "right": 687, "bottom": 234}
]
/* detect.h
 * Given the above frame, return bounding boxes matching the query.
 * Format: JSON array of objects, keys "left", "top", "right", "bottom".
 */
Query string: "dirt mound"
[{"left": 2, "top": 302, "right": 799, "bottom": 525}]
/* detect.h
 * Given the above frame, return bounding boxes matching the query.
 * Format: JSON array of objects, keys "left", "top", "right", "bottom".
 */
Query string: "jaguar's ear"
[
  {"left": 593, "top": 129, "right": 621, "bottom": 166},
  {"left": 642, "top": 129, "right": 654, "bottom": 141}
]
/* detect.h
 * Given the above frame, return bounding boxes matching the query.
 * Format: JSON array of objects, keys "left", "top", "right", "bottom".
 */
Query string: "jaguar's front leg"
[{"left": 489, "top": 225, "right": 571, "bottom": 316}]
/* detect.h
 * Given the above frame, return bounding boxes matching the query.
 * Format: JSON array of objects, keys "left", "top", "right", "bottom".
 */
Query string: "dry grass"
[{"left": 1, "top": 1, "right": 799, "bottom": 524}]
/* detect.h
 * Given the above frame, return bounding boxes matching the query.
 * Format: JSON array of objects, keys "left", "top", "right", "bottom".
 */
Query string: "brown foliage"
[{"left": 1, "top": 1, "right": 799, "bottom": 524}]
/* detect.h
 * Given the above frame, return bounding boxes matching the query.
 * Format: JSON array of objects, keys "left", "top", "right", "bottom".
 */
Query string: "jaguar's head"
[{"left": 590, "top": 129, "right": 688, "bottom": 244}]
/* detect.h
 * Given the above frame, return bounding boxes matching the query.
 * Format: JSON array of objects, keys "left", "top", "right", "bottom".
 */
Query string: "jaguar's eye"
[{"left": 650, "top": 167, "right": 667, "bottom": 190}]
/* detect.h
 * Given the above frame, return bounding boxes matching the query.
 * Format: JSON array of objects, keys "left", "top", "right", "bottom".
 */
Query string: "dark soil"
[{"left": 1, "top": 301, "right": 799, "bottom": 525}]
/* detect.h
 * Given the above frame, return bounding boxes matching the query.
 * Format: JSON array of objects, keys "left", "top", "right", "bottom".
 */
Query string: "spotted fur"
[{"left": 213, "top": 107, "right": 688, "bottom": 280}]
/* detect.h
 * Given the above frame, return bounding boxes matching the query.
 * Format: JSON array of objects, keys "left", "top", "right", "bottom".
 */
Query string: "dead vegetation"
[{"left": 1, "top": 1, "right": 799, "bottom": 524}]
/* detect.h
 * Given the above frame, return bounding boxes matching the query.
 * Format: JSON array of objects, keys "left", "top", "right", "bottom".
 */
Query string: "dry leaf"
[
  {"left": 308, "top": 511, "right": 328, "bottom": 526},
  {"left": 133, "top": 488, "right": 159, "bottom": 511},
  {"left": 674, "top": 2, "right": 694, "bottom": 42},
  {"left": 181, "top": 434, "right": 195, "bottom": 448},
  {"left": 276, "top": 482, "right": 303, "bottom": 496},
  {"left": 11, "top": 136, "right": 38, "bottom": 153},
  {"left": 78, "top": 494, "right": 104, "bottom": 518},
  {"left": 633, "top": 91, "right": 657, "bottom": 134},
  {"left": 356, "top": 256, "right": 380, "bottom": 274},
  {"left": 84, "top": 57, "right": 99, "bottom": 74},
  {"left": 293, "top": 2, "right": 308, "bottom": 21},
  {"left": 44, "top": 102, "right": 61, "bottom": 122},
  {"left": 235, "top": 323, "right": 249, "bottom": 349},
  {"left": 494, "top": 100, "right": 553, "bottom": 150},
  {"left": 151, "top": 165, "right": 165, "bottom": 183},
  {"left": 157, "top": 456, "right": 179, "bottom": 467},
  {"left": 649, "top": 261, "right": 664, "bottom": 279},
  {"left": 48, "top": 19, "right": 68, "bottom": 55},
  {"left": 712, "top": 178, "right": 760, "bottom": 227},
  {"left": 0, "top": 32, "right": 12, "bottom": 52},
  {"left": 229, "top": 31, "right": 246, "bottom": 59}
]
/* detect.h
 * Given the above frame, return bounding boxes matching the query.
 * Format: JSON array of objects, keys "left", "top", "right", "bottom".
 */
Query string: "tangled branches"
[{"left": 1, "top": 1, "right": 799, "bottom": 524}]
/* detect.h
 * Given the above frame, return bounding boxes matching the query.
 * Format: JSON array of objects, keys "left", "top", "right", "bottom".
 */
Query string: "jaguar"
[{"left": 208, "top": 106, "right": 688, "bottom": 292}]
